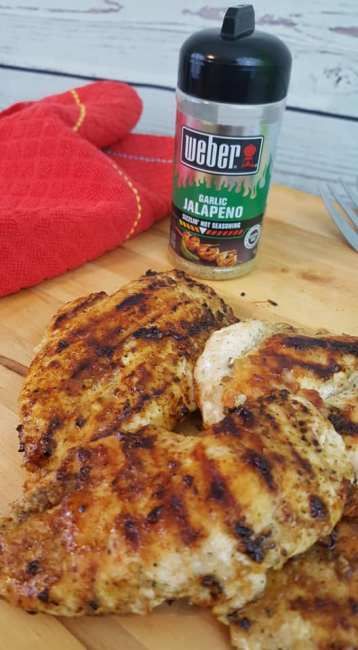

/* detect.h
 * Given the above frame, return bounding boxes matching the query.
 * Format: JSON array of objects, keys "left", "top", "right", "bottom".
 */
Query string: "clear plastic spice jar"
[{"left": 169, "top": 5, "right": 292, "bottom": 280}]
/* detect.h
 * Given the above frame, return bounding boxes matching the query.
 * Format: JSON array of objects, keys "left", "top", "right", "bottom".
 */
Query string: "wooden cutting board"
[{"left": 0, "top": 185, "right": 357, "bottom": 650}]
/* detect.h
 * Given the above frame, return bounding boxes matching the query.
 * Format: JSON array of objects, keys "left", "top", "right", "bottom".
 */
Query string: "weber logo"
[{"left": 181, "top": 127, "right": 263, "bottom": 176}]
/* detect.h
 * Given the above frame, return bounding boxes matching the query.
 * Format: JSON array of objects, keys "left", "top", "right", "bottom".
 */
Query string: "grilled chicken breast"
[
  {"left": 195, "top": 320, "right": 358, "bottom": 472},
  {"left": 19, "top": 270, "right": 236, "bottom": 479},
  {"left": 229, "top": 489, "right": 358, "bottom": 650},
  {"left": 196, "top": 320, "right": 357, "bottom": 646},
  {"left": 326, "top": 373, "right": 358, "bottom": 477},
  {"left": 0, "top": 391, "right": 351, "bottom": 617},
  {"left": 2, "top": 282, "right": 354, "bottom": 629}
]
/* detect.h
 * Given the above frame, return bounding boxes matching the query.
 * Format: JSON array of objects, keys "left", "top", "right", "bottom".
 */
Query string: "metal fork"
[{"left": 320, "top": 182, "right": 358, "bottom": 252}]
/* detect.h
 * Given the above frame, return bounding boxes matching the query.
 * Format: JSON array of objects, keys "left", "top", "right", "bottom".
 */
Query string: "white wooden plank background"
[
  {"left": 1, "top": 0, "right": 358, "bottom": 115},
  {"left": 1, "top": 67, "right": 357, "bottom": 195},
  {"left": 0, "top": 0, "right": 357, "bottom": 194}
]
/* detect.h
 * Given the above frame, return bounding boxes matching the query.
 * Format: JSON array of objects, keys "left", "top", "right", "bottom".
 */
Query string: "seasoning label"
[{"left": 170, "top": 111, "right": 279, "bottom": 269}]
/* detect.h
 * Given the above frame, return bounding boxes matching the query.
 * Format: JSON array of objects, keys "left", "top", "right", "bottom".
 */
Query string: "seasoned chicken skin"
[
  {"left": 0, "top": 391, "right": 351, "bottom": 618},
  {"left": 196, "top": 320, "right": 358, "bottom": 645},
  {"left": 229, "top": 489, "right": 358, "bottom": 650},
  {"left": 0, "top": 283, "right": 354, "bottom": 627},
  {"left": 19, "top": 270, "right": 236, "bottom": 479},
  {"left": 326, "top": 373, "right": 358, "bottom": 477},
  {"left": 195, "top": 320, "right": 358, "bottom": 472}
]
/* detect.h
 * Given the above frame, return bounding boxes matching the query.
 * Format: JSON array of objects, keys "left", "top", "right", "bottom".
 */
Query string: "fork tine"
[
  {"left": 342, "top": 180, "right": 358, "bottom": 205},
  {"left": 340, "top": 181, "right": 358, "bottom": 228},
  {"left": 325, "top": 183, "right": 358, "bottom": 247},
  {"left": 320, "top": 183, "right": 358, "bottom": 252}
]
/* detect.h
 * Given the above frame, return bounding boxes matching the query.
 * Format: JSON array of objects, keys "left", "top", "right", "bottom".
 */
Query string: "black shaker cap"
[{"left": 178, "top": 5, "right": 292, "bottom": 104}]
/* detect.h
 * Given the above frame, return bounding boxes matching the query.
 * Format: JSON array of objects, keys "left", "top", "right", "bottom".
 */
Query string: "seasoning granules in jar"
[{"left": 169, "top": 4, "right": 292, "bottom": 280}]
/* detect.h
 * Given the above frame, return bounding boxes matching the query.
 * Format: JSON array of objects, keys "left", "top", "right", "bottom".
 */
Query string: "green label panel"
[
  {"left": 170, "top": 160, "right": 272, "bottom": 269},
  {"left": 173, "top": 160, "right": 271, "bottom": 223}
]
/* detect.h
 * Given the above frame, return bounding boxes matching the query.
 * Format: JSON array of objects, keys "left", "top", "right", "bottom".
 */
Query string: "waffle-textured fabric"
[{"left": 0, "top": 81, "right": 174, "bottom": 297}]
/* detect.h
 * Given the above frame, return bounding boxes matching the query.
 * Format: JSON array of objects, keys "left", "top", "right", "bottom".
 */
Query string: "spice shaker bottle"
[{"left": 169, "top": 4, "right": 292, "bottom": 280}]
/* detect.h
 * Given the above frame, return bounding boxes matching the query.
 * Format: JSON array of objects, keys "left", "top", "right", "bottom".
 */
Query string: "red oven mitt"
[{"left": 0, "top": 81, "right": 174, "bottom": 297}]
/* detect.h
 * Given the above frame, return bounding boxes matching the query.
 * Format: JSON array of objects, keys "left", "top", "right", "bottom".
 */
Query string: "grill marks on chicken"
[
  {"left": 326, "top": 373, "right": 358, "bottom": 478},
  {"left": 229, "top": 490, "right": 358, "bottom": 650},
  {"left": 195, "top": 319, "right": 357, "bottom": 645},
  {"left": 0, "top": 279, "right": 355, "bottom": 634},
  {"left": 195, "top": 320, "right": 358, "bottom": 473},
  {"left": 0, "top": 390, "right": 351, "bottom": 617},
  {"left": 19, "top": 270, "right": 236, "bottom": 478}
]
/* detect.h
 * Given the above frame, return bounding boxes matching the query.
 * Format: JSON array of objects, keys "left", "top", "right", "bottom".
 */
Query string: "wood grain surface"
[
  {"left": 0, "top": 184, "right": 356, "bottom": 650},
  {"left": 0, "top": 1, "right": 357, "bottom": 194}
]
